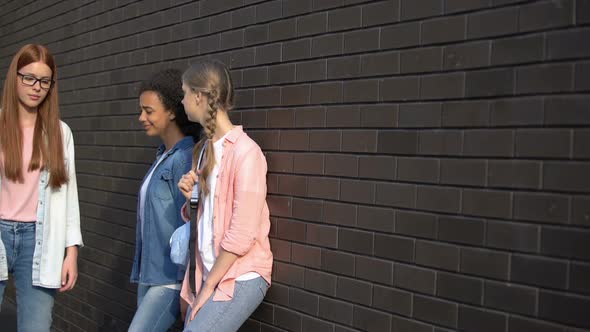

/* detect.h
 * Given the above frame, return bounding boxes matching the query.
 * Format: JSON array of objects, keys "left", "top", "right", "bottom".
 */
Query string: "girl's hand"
[
  {"left": 178, "top": 170, "right": 199, "bottom": 200},
  {"left": 59, "top": 247, "right": 78, "bottom": 292},
  {"left": 188, "top": 284, "right": 215, "bottom": 321}
]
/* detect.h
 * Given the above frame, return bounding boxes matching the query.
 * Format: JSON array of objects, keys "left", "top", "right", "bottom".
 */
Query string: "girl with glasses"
[{"left": 0, "top": 44, "right": 83, "bottom": 331}]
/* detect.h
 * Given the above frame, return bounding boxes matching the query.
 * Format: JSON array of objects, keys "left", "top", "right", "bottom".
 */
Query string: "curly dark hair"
[{"left": 139, "top": 69, "right": 202, "bottom": 141}]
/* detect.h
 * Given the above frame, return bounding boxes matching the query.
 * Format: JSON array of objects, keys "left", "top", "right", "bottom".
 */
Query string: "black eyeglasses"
[{"left": 17, "top": 72, "right": 54, "bottom": 90}]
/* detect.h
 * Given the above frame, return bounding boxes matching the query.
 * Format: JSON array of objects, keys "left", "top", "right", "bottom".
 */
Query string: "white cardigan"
[{"left": 0, "top": 121, "right": 83, "bottom": 288}]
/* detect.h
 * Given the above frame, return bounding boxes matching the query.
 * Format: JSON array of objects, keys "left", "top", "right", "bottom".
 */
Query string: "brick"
[
  {"left": 328, "top": 55, "right": 361, "bottom": 79},
  {"left": 319, "top": 297, "right": 353, "bottom": 325},
  {"left": 277, "top": 218, "right": 306, "bottom": 241},
  {"left": 343, "top": 28, "right": 380, "bottom": 53},
  {"left": 360, "top": 51, "right": 400, "bottom": 76},
  {"left": 458, "top": 306, "right": 507, "bottom": 332},
  {"left": 437, "top": 272, "right": 483, "bottom": 305},
  {"left": 400, "top": 0, "right": 443, "bottom": 20},
  {"left": 395, "top": 210, "right": 437, "bottom": 239},
  {"left": 544, "top": 162, "right": 590, "bottom": 193},
  {"left": 508, "top": 316, "right": 566, "bottom": 332},
  {"left": 274, "top": 307, "right": 302, "bottom": 331},
  {"left": 373, "top": 285, "right": 411, "bottom": 315},
  {"left": 415, "top": 240, "right": 460, "bottom": 271},
  {"left": 307, "top": 223, "right": 337, "bottom": 248},
  {"left": 376, "top": 233, "right": 415, "bottom": 262},
  {"left": 547, "top": 28, "right": 590, "bottom": 60},
  {"left": 355, "top": 256, "right": 393, "bottom": 285},
  {"left": 296, "top": 59, "right": 327, "bottom": 82},
  {"left": 418, "top": 130, "right": 462, "bottom": 155},
  {"left": 302, "top": 316, "right": 333, "bottom": 332},
  {"left": 312, "top": 34, "right": 343, "bottom": 57},
  {"left": 462, "top": 189, "right": 512, "bottom": 219},
  {"left": 338, "top": 228, "right": 373, "bottom": 255},
  {"left": 519, "top": 0, "right": 573, "bottom": 32},
  {"left": 421, "top": 15, "right": 466, "bottom": 44},
  {"left": 281, "top": 84, "right": 311, "bottom": 105},
  {"left": 328, "top": 6, "right": 361, "bottom": 31},
  {"left": 399, "top": 103, "right": 442, "bottom": 128},
  {"left": 541, "top": 227, "right": 590, "bottom": 260},
  {"left": 484, "top": 281, "right": 537, "bottom": 315},
  {"left": 274, "top": 262, "right": 305, "bottom": 287},
  {"left": 491, "top": 97, "right": 544, "bottom": 126},
  {"left": 282, "top": 39, "right": 310, "bottom": 61},
  {"left": 283, "top": 0, "right": 312, "bottom": 16},
  {"left": 378, "top": 130, "right": 418, "bottom": 154},
  {"left": 336, "top": 277, "right": 372, "bottom": 305},
  {"left": 268, "top": 109, "right": 294, "bottom": 128},
  {"left": 357, "top": 206, "right": 394, "bottom": 233},
  {"left": 380, "top": 76, "right": 420, "bottom": 101},
  {"left": 574, "top": 129, "right": 590, "bottom": 158},
  {"left": 397, "top": 157, "right": 439, "bottom": 182},
  {"left": 342, "top": 130, "right": 377, "bottom": 152},
  {"left": 467, "top": 7, "right": 518, "bottom": 38},
  {"left": 545, "top": 96, "right": 590, "bottom": 125},
  {"left": 486, "top": 220, "right": 539, "bottom": 253},
  {"left": 361, "top": 104, "right": 398, "bottom": 128},
  {"left": 421, "top": 72, "right": 465, "bottom": 99},
  {"left": 380, "top": 22, "right": 420, "bottom": 49},
  {"left": 463, "top": 129, "right": 514, "bottom": 157},
  {"left": 445, "top": 0, "right": 491, "bottom": 13},
  {"left": 438, "top": 216, "right": 485, "bottom": 246},
  {"left": 413, "top": 295, "right": 458, "bottom": 329},
  {"left": 417, "top": 186, "right": 461, "bottom": 213},
  {"left": 400, "top": 47, "right": 442, "bottom": 73},
  {"left": 343, "top": 79, "right": 379, "bottom": 103},
  {"left": 395, "top": 264, "right": 435, "bottom": 294},
  {"left": 322, "top": 249, "right": 355, "bottom": 276},
  {"left": 443, "top": 41, "right": 490, "bottom": 70},
  {"left": 362, "top": 0, "right": 400, "bottom": 27},
  {"left": 358, "top": 155, "right": 395, "bottom": 181},
  {"left": 293, "top": 153, "right": 324, "bottom": 174},
  {"left": 269, "top": 18, "right": 297, "bottom": 41},
  {"left": 572, "top": 196, "right": 590, "bottom": 227},
  {"left": 461, "top": 248, "right": 509, "bottom": 280},
  {"left": 256, "top": 0, "right": 282, "bottom": 22},
  {"left": 341, "top": 179, "right": 374, "bottom": 204},
  {"left": 279, "top": 130, "right": 309, "bottom": 151},
  {"left": 305, "top": 269, "right": 337, "bottom": 296},
  {"left": 440, "top": 159, "right": 486, "bottom": 186},
  {"left": 353, "top": 306, "right": 392, "bottom": 332},
  {"left": 375, "top": 182, "right": 416, "bottom": 209},
  {"left": 466, "top": 68, "right": 514, "bottom": 97},
  {"left": 308, "top": 177, "right": 339, "bottom": 200},
  {"left": 511, "top": 254, "right": 568, "bottom": 289},
  {"left": 325, "top": 154, "right": 357, "bottom": 177},
  {"left": 441, "top": 100, "right": 490, "bottom": 127},
  {"left": 516, "top": 64, "right": 574, "bottom": 94},
  {"left": 279, "top": 174, "right": 307, "bottom": 197},
  {"left": 294, "top": 107, "right": 326, "bottom": 128},
  {"left": 297, "top": 12, "right": 327, "bottom": 36},
  {"left": 516, "top": 129, "right": 571, "bottom": 158},
  {"left": 312, "top": 83, "right": 343, "bottom": 104},
  {"left": 570, "top": 262, "right": 590, "bottom": 294},
  {"left": 514, "top": 192, "right": 569, "bottom": 224},
  {"left": 289, "top": 288, "right": 319, "bottom": 315},
  {"left": 492, "top": 34, "right": 544, "bottom": 65},
  {"left": 539, "top": 291, "right": 590, "bottom": 329}
]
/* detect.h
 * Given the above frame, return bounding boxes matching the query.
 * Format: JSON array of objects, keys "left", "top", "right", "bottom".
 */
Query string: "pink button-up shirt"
[{"left": 181, "top": 126, "right": 273, "bottom": 304}]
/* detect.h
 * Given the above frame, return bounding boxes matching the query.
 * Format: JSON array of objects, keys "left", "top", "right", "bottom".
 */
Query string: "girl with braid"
[{"left": 177, "top": 60, "right": 273, "bottom": 331}]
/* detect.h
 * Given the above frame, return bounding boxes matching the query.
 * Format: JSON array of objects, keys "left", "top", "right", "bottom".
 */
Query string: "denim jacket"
[
  {"left": 0, "top": 121, "right": 84, "bottom": 288},
  {"left": 130, "top": 136, "right": 194, "bottom": 285}
]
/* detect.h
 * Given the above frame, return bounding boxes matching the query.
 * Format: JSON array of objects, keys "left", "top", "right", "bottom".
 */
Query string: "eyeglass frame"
[{"left": 16, "top": 72, "right": 55, "bottom": 90}]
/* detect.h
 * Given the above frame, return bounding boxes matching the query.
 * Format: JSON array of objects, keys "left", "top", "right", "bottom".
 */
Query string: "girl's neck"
[
  {"left": 161, "top": 124, "right": 185, "bottom": 152},
  {"left": 18, "top": 104, "right": 37, "bottom": 128},
  {"left": 211, "top": 111, "right": 234, "bottom": 143}
]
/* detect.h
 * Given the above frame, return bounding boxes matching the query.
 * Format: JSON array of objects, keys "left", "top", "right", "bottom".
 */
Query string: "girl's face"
[
  {"left": 138, "top": 91, "right": 176, "bottom": 138},
  {"left": 181, "top": 83, "right": 209, "bottom": 126},
  {"left": 16, "top": 61, "right": 53, "bottom": 111}
]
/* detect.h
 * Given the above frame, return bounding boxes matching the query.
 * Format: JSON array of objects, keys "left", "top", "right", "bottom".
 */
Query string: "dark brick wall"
[{"left": 1, "top": 0, "right": 589, "bottom": 331}]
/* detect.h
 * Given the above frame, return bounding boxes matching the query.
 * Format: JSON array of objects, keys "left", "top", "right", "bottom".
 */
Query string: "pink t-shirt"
[{"left": 0, "top": 126, "right": 41, "bottom": 222}]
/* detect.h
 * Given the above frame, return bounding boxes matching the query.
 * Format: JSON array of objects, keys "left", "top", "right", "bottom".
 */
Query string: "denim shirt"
[
  {"left": 0, "top": 121, "right": 84, "bottom": 288},
  {"left": 130, "top": 136, "right": 194, "bottom": 285}
]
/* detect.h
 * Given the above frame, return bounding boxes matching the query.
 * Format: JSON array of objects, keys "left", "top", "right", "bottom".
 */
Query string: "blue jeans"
[
  {"left": 0, "top": 220, "right": 56, "bottom": 332},
  {"left": 184, "top": 277, "right": 268, "bottom": 332},
  {"left": 128, "top": 284, "right": 181, "bottom": 332}
]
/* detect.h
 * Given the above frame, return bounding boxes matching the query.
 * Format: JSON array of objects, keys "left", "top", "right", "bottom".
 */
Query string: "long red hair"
[{"left": 0, "top": 44, "right": 68, "bottom": 188}]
